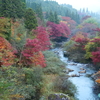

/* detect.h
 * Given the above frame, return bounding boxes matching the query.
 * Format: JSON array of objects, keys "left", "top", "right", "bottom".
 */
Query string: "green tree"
[
  {"left": 13, "top": 0, "right": 26, "bottom": 18},
  {"left": 21, "top": 0, "right": 26, "bottom": 3},
  {"left": 24, "top": 8, "right": 38, "bottom": 31},
  {"left": 27, "top": 2, "right": 44, "bottom": 21},
  {"left": 83, "top": 17, "right": 98, "bottom": 25},
  {"left": 54, "top": 11, "right": 59, "bottom": 24},
  {"left": 0, "top": 0, "right": 2, "bottom": 16},
  {"left": 48, "top": 11, "right": 55, "bottom": 22},
  {"left": 35, "top": 4, "right": 44, "bottom": 20},
  {"left": 0, "top": 0, "right": 25, "bottom": 18}
]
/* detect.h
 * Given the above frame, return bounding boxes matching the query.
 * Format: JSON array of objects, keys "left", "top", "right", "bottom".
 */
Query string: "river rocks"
[
  {"left": 63, "top": 68, "right": 74, "bottom": 74},
  {"left": 78, "top": 69, "right": 86, "bottom": 73},
  {"left": 62, "top": 70, "right": 69, "bottom": 74},
  {"left": 48, "top": 93, "right": 71, "bottom": 100},
  {"left": 80, "top": 67, "right": 85, "bottom": 70},
  {"left": 70, "top": 74, "right": 80, "bottom": 77},
  {"left": 69, "top": 63, "right": 77, "bottom": 66},
  {"left": 67, "top": 68, "right": 74, "bottom": 72},
  {"left": 54, "top": 51, "right": 59, "bottom": 54}
]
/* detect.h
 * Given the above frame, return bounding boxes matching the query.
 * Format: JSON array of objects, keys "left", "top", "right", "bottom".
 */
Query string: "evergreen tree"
[
  {"left": 0, "top": 0, "right": 2, "bottom": 16},
  {"left": 65, "top": 9, "right": 71, "bottom": 18},
  {"left": 48, "top": 11, "right": 55, "bottom": 22},
  {"left": 28, "top": 2, "right": 44, "bottom": 21},
  {"left": 86, "top": 8, "right": 89, "bottom": 13},
  {"left": 35, "top": 4, "right": 44, "bottom": 20},
  {"left": 54, "top": 11, "right": 59, "bottom": 24},
  {"left": 82, "top": 8, "right": 85, "bottom": 13},
  {"left": 45, "top": 12, "right": 49, "bottom": 19},
  {"left": 21, "top": 0, "right": 26, "bottom": 3},
  {"left": 24, "top": 8, "right": 38, "bottom": 30},
  {"left": 76, "top": 12, "right": 80, "bottom": 24},
  {"left": 0, "top": 0, "right": 25, "bottom": 18},
  {"left": 1, "top": 0, "right": 11, "bottom": 17},
  {"left": 13, "top": 0, "right": 25, "bottom": 18}
]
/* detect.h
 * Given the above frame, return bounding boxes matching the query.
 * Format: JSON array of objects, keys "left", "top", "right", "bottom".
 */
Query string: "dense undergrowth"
[{"left": 0, "top": 51, "right": 77, "bottom": 100}]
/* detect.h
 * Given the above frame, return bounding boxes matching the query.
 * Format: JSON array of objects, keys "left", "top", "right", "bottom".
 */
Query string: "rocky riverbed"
[{"left": 53, "top": 48, "right": 99, "bottom": 100}]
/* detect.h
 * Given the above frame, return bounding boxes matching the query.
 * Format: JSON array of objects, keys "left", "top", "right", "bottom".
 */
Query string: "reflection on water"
[{"left": 53, "top": 48, "right": 99, "bottom": 100}]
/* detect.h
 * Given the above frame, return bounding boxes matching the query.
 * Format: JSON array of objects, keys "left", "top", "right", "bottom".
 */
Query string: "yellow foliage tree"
[{"left": 0, "top": 17, "right": 11, "bottom": 39}]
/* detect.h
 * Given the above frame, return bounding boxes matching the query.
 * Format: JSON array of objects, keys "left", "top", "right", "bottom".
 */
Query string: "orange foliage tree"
[
  {"left": 31, "top": 51, "right": 46, "bottom": 67},
  {"left": 0, "top": 37, "right": 15, "bottom": 66},
  {"left": 22, "top": 39, "right": 46, "bottom": 67}
]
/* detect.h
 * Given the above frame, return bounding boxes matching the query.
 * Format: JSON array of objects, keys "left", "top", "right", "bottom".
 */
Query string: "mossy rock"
[{"left": 48, "top": 93, "right": 70, "bottom": 100}]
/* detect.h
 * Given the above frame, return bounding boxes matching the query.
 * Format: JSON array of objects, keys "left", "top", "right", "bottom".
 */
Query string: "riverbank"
[{"left": 53, "top": 48, "right": 99, "bottom": 100}]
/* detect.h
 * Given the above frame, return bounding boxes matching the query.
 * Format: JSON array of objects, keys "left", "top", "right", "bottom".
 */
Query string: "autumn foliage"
[
  {"left": 47, "top": 21, "right": 70, "bottom": 39},
  {"left": 90, "top": 40, "right": 100, "bottom": 64},
  {"left": 72, "top": 36, "right": 100, "bottom": 64},
  {"left": 0, "top": 17, "right": 11, "bottom": 39},
  {"left": 0, "top": 37, "right": 15, "bottom": 66},
  {"left": 61, "top": 16, "right": 76, "bottom": 30},
  {"left": 21, "top": 39, "right": 45, "bottom": 67},
  {"left": 91, "top": 51, "right": 100, "bottom": 63},
  {"left": 21, "top": 26, "right": 51, "bottom": 67},
  {"left": 32, "top": 26, "right": 51, "bottom": 51},
  {"left": 93, "top": 71, "right": 100, "bottom": 84},
  {"left": 32, "top": 51, "right": 46, "bottom": 67},
  {"left": 71, "top": 32, "right": 89, "bottom": 48},
  {"left": 95, "top": 79, "right": 100, "bottom": 83},
  {"left": 93, "top": 28, "right": 100, "bottom": 32}
]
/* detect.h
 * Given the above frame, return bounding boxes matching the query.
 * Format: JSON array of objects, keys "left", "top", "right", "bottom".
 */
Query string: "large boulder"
[{"left": 48, "top": 93, "right": 71, "bottom": 100}]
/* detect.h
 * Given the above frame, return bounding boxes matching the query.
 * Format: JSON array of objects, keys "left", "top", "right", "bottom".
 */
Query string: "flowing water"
[{"left": 52, "top": 48, "right": 99, "bottom": 100}]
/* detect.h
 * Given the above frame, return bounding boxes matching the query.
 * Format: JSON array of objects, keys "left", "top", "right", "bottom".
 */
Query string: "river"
[{"left": 52, "top": 48, "right": 99, "bottom": 100}]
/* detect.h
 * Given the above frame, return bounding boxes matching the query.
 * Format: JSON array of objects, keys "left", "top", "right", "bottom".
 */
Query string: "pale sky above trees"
[{"left": 55, "top": 0, "right": 100, "bottom": 12}]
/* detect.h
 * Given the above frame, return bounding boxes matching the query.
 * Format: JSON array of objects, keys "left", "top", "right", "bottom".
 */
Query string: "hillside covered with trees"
[{"left": 0, "top": 0, "right": 100, "bottom": 100}]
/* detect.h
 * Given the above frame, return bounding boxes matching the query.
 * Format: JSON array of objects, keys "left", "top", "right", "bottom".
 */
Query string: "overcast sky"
[{"left": 55, "top": 0, "right": 100, "bottom": 12}]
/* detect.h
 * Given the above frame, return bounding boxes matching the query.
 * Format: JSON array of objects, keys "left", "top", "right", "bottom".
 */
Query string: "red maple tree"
[
  {"left": 47, "top": 21, "right": 70, "bottom": 39},
  {"left": 32, "top": 26, "right": 51, "bottom": 51},
  {"left": 21, "top": 26, "right": 51, "bottom": 67}
]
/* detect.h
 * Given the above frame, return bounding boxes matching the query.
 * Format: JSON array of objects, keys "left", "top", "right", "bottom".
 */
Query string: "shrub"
[
  {"left": 0, "top": 66, "right": 44, "bottom": 100},
  {"left": 63, "top": 40, "right": 76, "bottom": 52},
  {"left": 43, "top": 51, "right": 66, "bottom": 74},
  {"left": 0, "top": 81, "right": 13, "bottom": 100},
  {"left": 53, "top": 75, "right": 77, "bottom": 98}
]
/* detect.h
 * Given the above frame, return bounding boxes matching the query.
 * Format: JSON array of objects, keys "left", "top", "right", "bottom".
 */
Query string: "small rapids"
[{"left": 52, "top": 48, "right": 99, "bottom": 100}]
